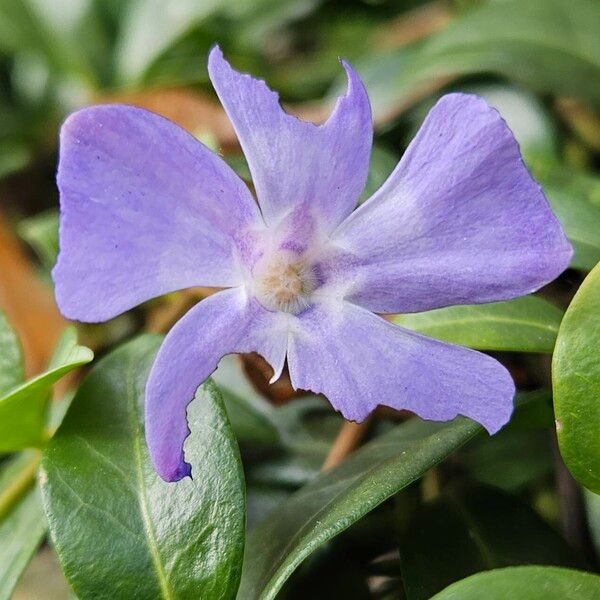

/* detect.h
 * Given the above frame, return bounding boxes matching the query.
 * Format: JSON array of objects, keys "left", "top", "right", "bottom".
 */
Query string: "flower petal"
[
  {"left": 54, "top": 104, "right": 263, "bottom": 322},
  {"left": 328, "top": 93, "right": 573, "bottom": 313},
  {"left": 287, "top": 300, "right": 515, "bottom": 433},
  {"left": 207, "top": 46, "right": 372, "bottom": 232},
  {"left": 145, "top": 287, "right": 288, "bottom": 481}
]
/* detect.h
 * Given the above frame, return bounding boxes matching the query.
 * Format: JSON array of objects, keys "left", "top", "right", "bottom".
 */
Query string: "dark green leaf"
[
  {"left": 460, "top": 390, "right": 556, "bottom": 492},
  {"left": 553, "top": 262, "right": 600, "bottom": 493},
  {"left": 430, "top": 566, "right": 600, "bottom": 600},
  {"left": 393, "top": 296, "right": 563, "bottom": 353},
  {"left": 0, "top": 310, "right": 24, "bottom": 396},
  {"left": 400, "top": 485, "right": 580, "bottom": 599},
  {"left": 0, "top": 453, "right": 47, "bottom": 600},
  {"left": 0, "top": 327, "right": 93, "bottom": 452},
  {"left": 461, "top": 429, "right": 553, "bottom": 492},
  {"left": 41, "top": 335, "right": 245, "bottom": 599},
  {"left": 238, "top": 417, "right": 481, "bottom": 600}
]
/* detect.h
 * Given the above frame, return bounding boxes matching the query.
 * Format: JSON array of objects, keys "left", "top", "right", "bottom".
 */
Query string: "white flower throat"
[{"left": 252, "top": 250, "right": 317, "bottom": 314}]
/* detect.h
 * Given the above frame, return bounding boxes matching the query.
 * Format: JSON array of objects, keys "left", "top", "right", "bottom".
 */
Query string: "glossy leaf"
[
  {"left": 238, "top": 417, "right": 481, "bottom": 600},
  {"left": 353, "top": 0, "right": 600, "bottom": 124},
  {"left": 0, "top": 326, "right": 93, "bottom": 452},
  {"left": 431, "top": 566, "right": 600, "bottom": 600},
  {"left": 0, "top": 309, "right": 24, "bottom": 395},
  {"left": 553, "top": 262, "right": 600, "bottom": 493},
  {"left": 40, "top": 335, "right": 246, "bottom": 599},
  {"left": 400, "top": 485, "right": 580, "bottom": 599},
  {"left": 393, "top": 296, "right": 563, "bottom": 353},
  {"left": 0, "top": 453, "right": 47, "bottom": 600}
]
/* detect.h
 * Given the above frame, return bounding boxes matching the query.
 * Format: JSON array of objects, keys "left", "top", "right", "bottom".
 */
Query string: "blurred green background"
[{"left": 1, "top": 0, "right": 599, "bottom": 598}]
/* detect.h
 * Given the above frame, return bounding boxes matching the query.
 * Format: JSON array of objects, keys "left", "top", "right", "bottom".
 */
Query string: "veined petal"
[
  {"left": 54, "top": 105, "right": 263, "bottom": 322},
  {"left": 208, "top": 46, "right": 372, "bottom": 233},
  {"left": 329, "top": 93, "right": 573, "bottom": 314},
  {"left": 145, "top": 287, "right": 289, "bottom": 481},
  {"left": 287, "top": 301, "right": 515, "bottom": 433}
]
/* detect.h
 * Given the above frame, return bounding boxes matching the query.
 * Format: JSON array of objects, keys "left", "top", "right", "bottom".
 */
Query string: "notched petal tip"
[{"left": 161, "top": 459, "right": 192, "bottom": 483}]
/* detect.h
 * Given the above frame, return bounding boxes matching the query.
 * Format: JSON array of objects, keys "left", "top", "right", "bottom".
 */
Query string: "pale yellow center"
[{"left": 252, "top": 251, "right": 316, "bottom": 313}]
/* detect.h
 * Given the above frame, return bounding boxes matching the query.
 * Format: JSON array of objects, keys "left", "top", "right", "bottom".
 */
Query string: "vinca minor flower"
[{"left": 54, "top": 47, "right": 572, "bottom": 481}]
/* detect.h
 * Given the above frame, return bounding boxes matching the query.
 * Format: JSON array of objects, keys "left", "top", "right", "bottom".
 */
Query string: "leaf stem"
[
  {"left": 0, "top": 450, "right": 41, "bottom": 520},
  {"left": 321, "top": 419, "right": 371, "bottom": 471}
]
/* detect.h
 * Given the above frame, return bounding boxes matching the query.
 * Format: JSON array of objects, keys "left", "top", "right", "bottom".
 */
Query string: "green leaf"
[
  {"left": 18, "top": 209, "right": 59, "bottom": 275},
  {"left": 360, "top": 144, "right": 398, "bottom": 202},
  {"left": 0, "top": 0, "right": 103, "bottom": 85},
  {"left": 400, "top": 485, "right": 580, "bottom": 599},
  {"left": 213, "top": 355, "right": 280, "bottom": 446},
  {"left": 0, "top": 453, "right": 47, "bottom": 600},
  {"left": 393, "top": 296, "right": 563, "bottom": 353},
  {"left": 40, "top": 335, "right": 246, "bottom": 600},
  {"left": 553, "top": 262, "right": 600, "bottom": 493},
  {"left": 430, "top": 566, "right": 600, "bottom": 600},
  {"left": 0, "top": 310, "right": 24, "bottom": 396},
  {"left": 544, "top": 185, "right": 600, "bottom": 271},
  {"left": 115, "top": 0, "right": 223, "bottom": 83},
  {"left": 353, "top": 0, "right": 600, "bottom": 124},
  {"left": 584, "top": 489, "right": 600, "bottom": 559},
  {"left": 461, "top": 429, "right": 553, "bottom": 492},
  {"left": 238, "top": 416, "right": 481, "bottom": 600},
  {"left": 0, "top": 327, "right": 93, "bottom": 452}
]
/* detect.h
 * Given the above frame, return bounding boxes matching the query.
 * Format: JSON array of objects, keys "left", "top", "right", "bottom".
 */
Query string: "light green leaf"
[
  {"left": 0, "top": 310, "right": 24, "bottom": 396},
  {"left": 238, "top": 417, "right": 481, "bottom": 600},
  {"left": 431, "top": 566, "right": 600, "bottom": 600},
  {"left": 545, "top": 185, "right": 600, "bottom": 271},
  {"left": 213, "top": 355, "right": 280, "bottom": 446},
  {"left": 0, "top": 326, "right": 93, "bottom": 452},
  {"left": 400, "top": 485, "right": 580, "bottom": 599},
  {"left": 0, "top": 453, "right": 47, "bottom": 600},
  {"left": 18, "top": 209, "right": 59, "bottom": 275},
  {"left": 553, "top": 262, "right": 600, "bottom": 493},
  {"left": 352, "top": 0, "right": 600, "bottom": 124},
  {"left": 584, "top": 489, "right": 600, "bottom": 559},
  {"left": 393, "top": 296, "right": 563, "bottom": 353},
  {"left": 360, "top": 144, "right": 398, "bottom": 202},
  {"left": 115, "top": 0, "right": 223, "bottom": 83},
  {"left": 41, "top": 335, "right": 246, "bottom": 599},
  {"left": 0, "top": 0, "right": 103, "bottom": 86}
]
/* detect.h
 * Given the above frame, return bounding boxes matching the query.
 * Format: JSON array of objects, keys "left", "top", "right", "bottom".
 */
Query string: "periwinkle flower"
[{"left": 54, "top": 47, "right": 572, "bottom": 481}]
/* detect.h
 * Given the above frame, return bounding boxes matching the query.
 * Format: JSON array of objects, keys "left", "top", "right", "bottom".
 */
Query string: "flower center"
[{"left": 252, "top": 250, "right": 317, "bottom": 314}]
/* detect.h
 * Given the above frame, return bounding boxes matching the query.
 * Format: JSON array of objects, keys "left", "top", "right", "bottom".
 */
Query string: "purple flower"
[{"left": 53, "top": 47, "right": 572, "bottom": 482}]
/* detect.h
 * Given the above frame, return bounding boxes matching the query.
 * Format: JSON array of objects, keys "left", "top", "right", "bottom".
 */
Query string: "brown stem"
[{"left": 321, "top": 419, "right": 371, "bottom": 471}]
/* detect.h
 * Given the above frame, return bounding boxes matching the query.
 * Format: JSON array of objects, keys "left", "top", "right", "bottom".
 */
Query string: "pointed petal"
[
  {"left": 208, "top": 46, "right": 372, "bottom": 232},
  {"left": 54, "top": 105, "right": 263, "bottom": 322},
  {"left": 287, "top": 301, "right": 515, "bottom": 433},
  {"left": 328, "top": 93, "right": 572, "bottom": 313},
  {"left": 145, "top": 288, "right": 288, "bottom": 481}
]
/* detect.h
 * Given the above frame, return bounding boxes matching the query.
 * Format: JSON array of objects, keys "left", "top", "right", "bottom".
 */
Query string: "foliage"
[{"left": 0, "top": 0, "right": 599, "bottom": 598}]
